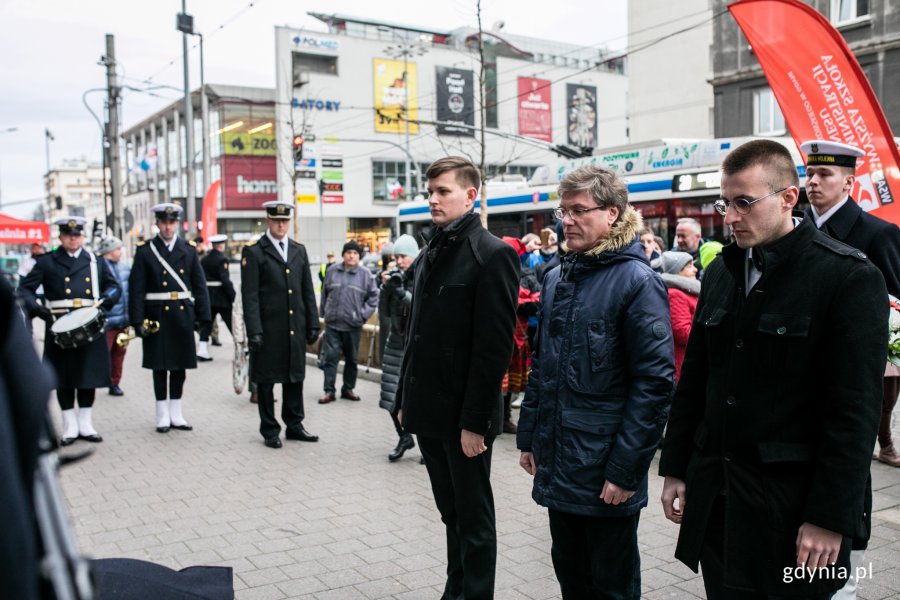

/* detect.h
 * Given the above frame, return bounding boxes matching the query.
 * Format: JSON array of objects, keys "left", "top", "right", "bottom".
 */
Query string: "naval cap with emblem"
[
  {"left": 54, "top": 216, "right": 87, "bottom": 235},
  {"left": 208, "top": 233, "right": 228, "bottom": 244},
  {"left": 151, "top": 202, "right": 184, "bottom": 221},
  {"left": 262, "top": 200, "right": 293, "bottom": 220},
  {"left": 800, "top": 139, "right": 864, "bottom": 169}
]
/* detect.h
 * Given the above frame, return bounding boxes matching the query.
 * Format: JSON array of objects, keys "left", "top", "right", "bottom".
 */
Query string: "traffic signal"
[{"left": 292, "top": 135, "right": 304, "bottom": 163}]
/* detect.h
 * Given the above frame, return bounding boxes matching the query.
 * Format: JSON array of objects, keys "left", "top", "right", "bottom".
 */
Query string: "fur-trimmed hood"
[{"left": 561, "top": 204, "right": 644, "bottom": 256}]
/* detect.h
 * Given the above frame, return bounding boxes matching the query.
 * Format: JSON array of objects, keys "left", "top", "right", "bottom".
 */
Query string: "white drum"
[{"left": 50, "top": 306, "right": 106, "bottom": 349}]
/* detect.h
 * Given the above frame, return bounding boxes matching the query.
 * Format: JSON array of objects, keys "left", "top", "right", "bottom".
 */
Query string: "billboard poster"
[
  {"left": 566, "top": 84, "right": 597, "bottom": 149},
  {"left": 518, "top": 77, "right": 552, "bottom": 142},
  {"left": 731, "top": 0, "right": 900, "bottom": 220},
  {"left": 221, "top": 155, "right": 277, "bottom": 210},
  {"left": 436, "top": 66, "right": 474, "bottom": 136},
  {"left": 374, "top": 58, "right": 419, "bottom": 134}
]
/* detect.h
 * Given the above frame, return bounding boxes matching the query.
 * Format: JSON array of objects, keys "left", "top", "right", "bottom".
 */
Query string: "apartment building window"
[
  {"left": 833, "top": 0, "right": 869, "bottom": 23},
  {"left": 753, "top": 87, "right": 786, "bottom": 136},
  {"left": 372, "top": 160, "right": 430, "bottom": 202}
]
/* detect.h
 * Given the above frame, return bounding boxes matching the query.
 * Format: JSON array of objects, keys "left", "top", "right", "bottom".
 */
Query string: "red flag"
[
  {"left": 200, "top": 179, "right": 221, "bottom": 237},
  {"left": 730, "top": 0, "right": 900, "bottom": 222}
]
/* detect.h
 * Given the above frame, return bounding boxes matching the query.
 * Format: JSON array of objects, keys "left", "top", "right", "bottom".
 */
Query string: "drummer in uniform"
[
  {"left": 128, "top": 203, "right": 211, "bottom": 433},
  {"left": 18, "top": 217, "right": 120, "bottom": 445},
  {"left": 241, "top": 200, "right": 320, "bottom": 448},
  {"left": 197, "top": 233, "right": 235, "bottom": 361}
]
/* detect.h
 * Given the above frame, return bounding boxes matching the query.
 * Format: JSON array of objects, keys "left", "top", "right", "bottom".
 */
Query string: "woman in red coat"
[{"left": 659, "top": 251, "right": 699, "bottom": 381}]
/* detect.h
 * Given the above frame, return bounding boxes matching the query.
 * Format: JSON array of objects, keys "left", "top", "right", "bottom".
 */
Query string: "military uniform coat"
[
  {"left": 19, "top": 248, "right": 120, "bottom": 388},
  {"left": 128, "top": 236, "right": 211, "bottom": 370},
  {"left": 201, "top": 248, "right": 236, "bottom": 308},
  {"left": 805, "top": 197, "right": 900, "bottom": 296},
  {"left": 659, "top": 218, "right": 887, "bottom": 596},
  {"left": 241, "top": 235, "right": 318, "bottom": 384}
]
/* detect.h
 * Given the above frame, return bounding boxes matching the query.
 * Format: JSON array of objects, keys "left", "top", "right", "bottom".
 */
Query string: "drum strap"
[
  {"left": 87, "top": 250, "right": 99, "bottom": 301},
  {"left": 149, "top": 241, "right": 190, "bottom": 295}
]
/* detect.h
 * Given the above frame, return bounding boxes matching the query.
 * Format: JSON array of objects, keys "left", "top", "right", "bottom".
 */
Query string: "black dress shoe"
[
  {"left": 211, "top": 339, "right": 223, "bottom": 347},
  {"left": 60, "top": 437, "right": 77, "bottom": 446},
  {"left": 197, "top": 355, "right": 213, "bottom": 362},
  {"left": 171, "top": 423, "right": 193, "bottom": 431},
  {"left": 389, "top": 434, "right": 415, "bottom": 462},
  {"left": 156, "top": 426, "right": 170, "bottom": 433},
  {"left": 264, "top": 436, "right": 282, "bottom": 449},
  {"left": 109, "top": 385, "right": 124, "bottom": 396},
  {"left": 340, "top": 389, "right": 361, "bottom": 401},
  {"left": 285, "top": 427, "right": 319, "bottom": 442},
  {"left": 79, "top": 433, "right": 103, "bottom": 443},
  {"left": 318, "top": 392, "right": 336, "bottom": 404}
]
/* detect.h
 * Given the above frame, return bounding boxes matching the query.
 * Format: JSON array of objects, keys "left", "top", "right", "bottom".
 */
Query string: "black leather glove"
[
  {"left": 134, "top": 324, "right": 148, "bottom": 338},
  {"left": 306, "top": 330, "right": 320, "bottom": 346},
  {"left": 249, "top": 334, "right": 264, "bottom": 352},
  {"left": 34, "top": 305, "right": 53, "bottom": 323}
]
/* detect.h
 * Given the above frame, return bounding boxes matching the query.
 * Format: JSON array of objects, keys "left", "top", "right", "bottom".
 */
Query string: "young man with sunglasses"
[{"left": 659, "top": 139, "right": 887, "bottom": 599}]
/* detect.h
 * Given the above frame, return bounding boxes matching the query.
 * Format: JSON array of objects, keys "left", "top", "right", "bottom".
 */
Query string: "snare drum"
[{"left": 51, "top": 306, "right": 107, "bottom": 349}]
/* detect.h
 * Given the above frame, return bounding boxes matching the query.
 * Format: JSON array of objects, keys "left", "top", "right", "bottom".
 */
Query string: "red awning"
[{"left": 0, "top": 213, "right": 50, "bottom": 244}]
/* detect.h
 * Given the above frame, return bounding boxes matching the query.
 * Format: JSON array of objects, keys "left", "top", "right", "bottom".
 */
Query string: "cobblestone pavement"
[{"left": 50, "top": 327, "right": 900, "bottom": 599}]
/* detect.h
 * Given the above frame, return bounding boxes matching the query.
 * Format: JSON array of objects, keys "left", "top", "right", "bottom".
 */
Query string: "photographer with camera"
[{"left": 378, "top": 235, "right": 420, "bottom": 461}]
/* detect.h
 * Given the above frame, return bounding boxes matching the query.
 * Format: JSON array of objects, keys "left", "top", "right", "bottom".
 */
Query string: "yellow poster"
[
  {"left": 222, "top": 131, "right": 277, "bottom": 156},
  {"left": 373, "top": 58, "right": 419, "bottom": 134}
]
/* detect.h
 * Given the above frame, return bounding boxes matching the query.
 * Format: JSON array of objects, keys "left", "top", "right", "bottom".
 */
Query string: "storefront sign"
[
  {"left": 518, "top": 77, "right": 552, "bottom": 142},
  {"left": 436, "top": 66, "right": 474, "bottom": 136},
  {"left": 222, "top": 131, "right": 277, "bottom": 157},
  {"left": 292, "top": 34, "right": 339, "bottom": 51},
  {"left": 374, "top": 58, "right": 419, "bottom": 134},
  {"left": 291, "top": 98, "right": 341, "bottom": 111},
  {"left": 566, "top": 84, "right": 597, "bottom": 148},
  {"left": 221, "top": 155, "right": 277, "bottom": 210}
]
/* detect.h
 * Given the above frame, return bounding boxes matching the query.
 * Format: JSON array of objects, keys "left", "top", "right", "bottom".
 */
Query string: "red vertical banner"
[
  {"left": 729, "top": 0, "right": 900, "bottom": 222},
  {"left": 518, "top": 77, "right": 553, "bottom": 142},
  {"left": 200, "top": 179, "right": 221, "bottom": 237}
]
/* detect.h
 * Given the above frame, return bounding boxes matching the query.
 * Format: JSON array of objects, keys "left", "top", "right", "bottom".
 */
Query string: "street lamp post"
[
  {"left": 0, "top": 127, "right": 18, "bottom": 210},
  {"left": 384, "top": 35, "right": 428, "bottom": 201}
]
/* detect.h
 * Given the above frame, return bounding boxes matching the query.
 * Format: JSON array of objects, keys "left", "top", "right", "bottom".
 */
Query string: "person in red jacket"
[{"left": 659, "top": 251, "right": 699, "bottom": 381}]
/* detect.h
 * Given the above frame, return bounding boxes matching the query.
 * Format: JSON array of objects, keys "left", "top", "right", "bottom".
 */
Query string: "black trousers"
[
  {"left": 418, "top": 434, "right": 496, "bottom": 600},
  {"left": 152, "top": 370, "right": 185, "bottom": 401},
  {"left": 322, "top": 327, "right": 360, "bottom": 394},
  {"left": 548, "top": 509, "right": 641, "bottom": 600},
  {"left": 198, "top": 306, "right": 232, "bottom": 342},
  {"left": 700, "top": 496, "right": 834, "bottom": 600},
  {"left": 256, "top": 381, "right": 304, "bottom": 439},
  {"left": 57, "top": 388, "right": 96, "bottom": 410}
]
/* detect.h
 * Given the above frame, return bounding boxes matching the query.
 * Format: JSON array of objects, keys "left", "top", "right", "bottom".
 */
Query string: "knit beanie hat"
[
  {"left": 342, "top": 240, "right": 363, "bottom": 256},
  {"left": 660, "top": 251, "right": 694, "bottom": 275},
  {"left": 392, "top": 234, "right": 419, "bottom": 258}
]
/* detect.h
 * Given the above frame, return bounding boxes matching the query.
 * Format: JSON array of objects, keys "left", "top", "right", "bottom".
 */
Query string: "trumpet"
[{"left": 116, "top": 319, "right": 160, "bottom": 348}]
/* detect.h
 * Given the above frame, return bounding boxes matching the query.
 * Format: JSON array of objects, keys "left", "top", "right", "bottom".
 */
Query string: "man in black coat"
[
  {"left": 129, "top": 204, "right": 211, "bottom": 434},
  {"left": 659, "top": 140, "right": 887, "bottom": 598},
  {"left": 241, "top": 201, "right": 320, "bottom": 449},
  {"left": 197, "top": 233, "right": 235, "bottom": 361},
  {"left": 19, "top": 217, "right": 120, "bottom": 445},
  {"left": 396, "top": 157, "right": 519, "bottom": 599}
]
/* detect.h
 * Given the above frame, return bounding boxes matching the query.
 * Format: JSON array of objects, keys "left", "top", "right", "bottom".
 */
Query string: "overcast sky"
[{"left": 0, "top": 0, "right": 627, "bottom": 218}]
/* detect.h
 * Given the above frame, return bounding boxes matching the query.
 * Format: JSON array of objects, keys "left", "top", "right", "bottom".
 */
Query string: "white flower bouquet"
[{"left": 889, "top": 296, "right": 900, "bottom": 367}]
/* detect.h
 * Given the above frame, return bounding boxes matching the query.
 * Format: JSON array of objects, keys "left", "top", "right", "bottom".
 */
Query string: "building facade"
[
  {"left": 43, "top": 159, "right": 106, "bottom": 234},
  {"left": 712, "top": 0, "right": 900, "bottom": 137}
]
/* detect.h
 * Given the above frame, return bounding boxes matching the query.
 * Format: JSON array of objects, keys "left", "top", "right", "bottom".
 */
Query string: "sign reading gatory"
[{"left": 222, "top": 131, "right": 277, "bottom": 157}]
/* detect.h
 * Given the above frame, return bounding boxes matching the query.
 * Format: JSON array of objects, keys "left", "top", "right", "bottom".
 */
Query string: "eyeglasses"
[
  {"left": 714, "top": 188, "right": 786, "bottom": 216},
  {"left": 553, "top": 206, "right": 607, "bottom": 220}
]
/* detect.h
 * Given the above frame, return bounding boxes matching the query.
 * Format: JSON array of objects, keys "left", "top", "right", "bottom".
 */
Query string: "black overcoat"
[
  {"left": 396, "top": 213, "right": 519, "bottom": 439},
  {"left": 128, "top": 236, "right": 211, "bottom": 370},
  {"left": 805, "top": 198, "right": 900, "bottom": 296},
  {"left": 201, "top": 248, "right": 236, "bottom": 308},
  {"left": 241, "top": 236, "right": 318, "bottom": 384},
  {"left": 19, "top": 248, "right": 120, "bottom": 388},
  {"left": 659, "top": 218, "right": 886, "bottom": 596}
]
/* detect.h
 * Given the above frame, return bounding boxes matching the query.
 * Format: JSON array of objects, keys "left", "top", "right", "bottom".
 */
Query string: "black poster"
[
  {"left": 436, "top": 66, "right": 475, "bottom": 136},
  {"left": 566, "top": 83, "right": 598, "bottom": 149}
]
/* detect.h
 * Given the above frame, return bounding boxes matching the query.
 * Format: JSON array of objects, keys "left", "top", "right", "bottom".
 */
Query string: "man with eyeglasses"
[
  {"left": 517, "top": 164, "right": 674, "bottom": 598},
  {"left": 659, "top": 139, "right": 887, "bottom": 599}
]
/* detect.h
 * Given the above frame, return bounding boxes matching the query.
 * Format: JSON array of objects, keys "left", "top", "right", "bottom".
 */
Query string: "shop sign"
[
  {"left": 291, "top": 98, "right": 342, "bottom": 111},
  {"left": 292, "top": 34, "right": 339, "bottom": 51},
  {"left": 222, "top": 131, "right": 277, "bottom": 157},
  {"left": 222, "top": 155, "right": 277, "bottom": 210}
]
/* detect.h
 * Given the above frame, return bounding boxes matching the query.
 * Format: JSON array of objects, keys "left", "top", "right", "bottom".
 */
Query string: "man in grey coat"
[{"left": 319, "top": 240, "right": 379, "bottom": 404}]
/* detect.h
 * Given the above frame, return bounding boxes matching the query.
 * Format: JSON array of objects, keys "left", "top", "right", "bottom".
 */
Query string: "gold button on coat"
[
  {"left": 290, "top": 330, "right": 295, "bottom": 336},
  {"left": 64, "top": 276, "right": 70, "bottom": 282},
  {"left": 66, "top": 288, "right": 71, "bottom": 294},
  {"left": 85, "top": 277, "right": 91, "bottom": 282},
  {"left": 289, "top": 309, "right": 294, "bottom": 315},
  {"left": 286, "top": 268, "right": 290, "bottom": 273},
  {"left": 162, "top": 281, "right": 168, "bottom": 287},
  {"left": 288, "top": 289, "right": 293, "bottom": 295},
  {"left": 86, "top": 290, "right": 92, "bottom": 295},
  {"left": 164, "top": 305, "right": 170, "bottom": 311}
]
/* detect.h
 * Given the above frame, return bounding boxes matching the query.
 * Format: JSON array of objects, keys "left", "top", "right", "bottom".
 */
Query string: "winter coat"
[
  {"left": 661, "top": 273, "right": 700, "bottom": 382},
  {"left": 516, "top": 207, "right": 674, "bottom": 517},
  {"left": 241, "top": 235, "right": 319, "bottom": 384},
  {"left": 397, "top": 212, "right": 519, "bottom": 439},
  {"left": 320, "top": 262, "right": 379, "bottom": 332},
  {"left": 129, "top": 236, "right": 211, "bottom": 371},
  {"left": 658, "top": 217, "right": 887, "bottom": 596},
  {"left": 19, "top": 247, "right": 120, "bottom": 388},
  {"left": 104, "top": 258, "right": 130, "bottom": 329},
  {"left": 379, "top": 266, "right": 414, "bottom": 412},
  {"left": 201, "top": 248, "right": 236, "bottom": 308}
]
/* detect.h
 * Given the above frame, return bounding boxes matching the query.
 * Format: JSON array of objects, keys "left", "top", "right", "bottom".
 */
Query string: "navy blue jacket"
[
  {"left": 517, "top": 207, "right": 675, "bottom": 517},
  {"left": 104, "top": 258, "right": 130, "bottom": 329}
]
